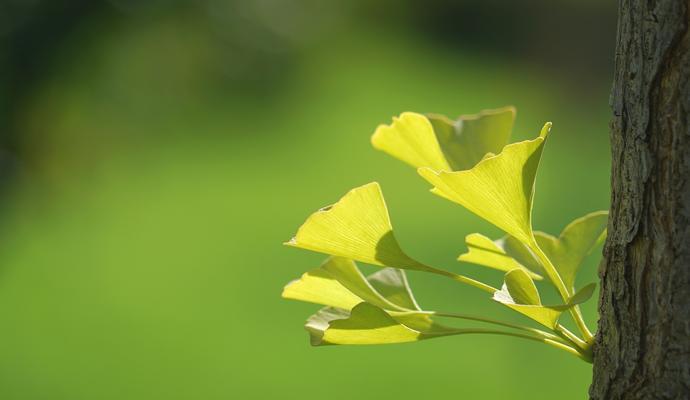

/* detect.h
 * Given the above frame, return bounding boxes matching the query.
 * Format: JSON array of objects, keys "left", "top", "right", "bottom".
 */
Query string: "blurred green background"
[{"left": 0, "top": 1, "right": 614, "bottom": 399}]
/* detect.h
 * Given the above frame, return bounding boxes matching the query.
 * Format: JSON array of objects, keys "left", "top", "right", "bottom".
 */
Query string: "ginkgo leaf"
[
  {"left": 321, "top": 258, "right": 415, "bottom": 311},
  {"left": 457, "top": 233, "right": 543, "bottom": 280},
  {"left": 304, "top": 305, "right": 589, "bottom": 360},
  {"left": 493, "top": 290, "right": 565, "bottom": 329},
  {"left": 282, "top": 259, "right": 364, "bottom": 311},
  {"left": 534, "top": 211, "right": 608, "bottom": 290},
  {"left": 504, "top": 269, "right": 541, "bottom": 305},
  {"left": 308, "top": 303, "right": 462, "bottom": 346},
  {"left": 426, "top": 106, "right": 515, "bottom": 170},
  {"left": 419, "top": 123, "right": 551, "bottom": 244},
  {"left": 305, "top": 307, "right": 350, "bottom": 346},
  {"left": 282, "top": 257, "right": 419, "bottom": 312},
  {"left": 371, "top": 107, "right": 515, "bottom": 172},
  {"left": 498, "top": 235, "right": 544, "bottom": 275},
  {"left": 367, "top": 268, "right": 421, "bottom": 311},
  {"left": 568, "top": 283, "right": 596, "bottom": 305},
  {"left": 371, "top": 112, "right": 451, "bottom": 171},
  {"left": 493, "top": 269, "right": 596, "bottom": 329},
  {"left": 286, "top": 182, "right": 432, "bottom": 273}
]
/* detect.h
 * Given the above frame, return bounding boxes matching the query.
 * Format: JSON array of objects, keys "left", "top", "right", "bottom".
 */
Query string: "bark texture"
[{"left": 590, "top": 0, "right": 690, "bottom": 399}]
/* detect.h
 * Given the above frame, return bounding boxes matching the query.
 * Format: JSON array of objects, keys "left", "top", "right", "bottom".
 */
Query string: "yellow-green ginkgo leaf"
[
  {"left": 282, "top": 259, "right": 364, "bottom": 311},
  {"left": 286, "top": 182, "right": 432, "bottom": 272},
  {"left": 371, "top": 107, "right": 515, "bottom": 172},
  {"left": 282, "top": 257, "right": 419, "bottom": 312},
  {"left": 498, "top": 234, "right": 544, "bottom": 275},
  {"left": 493, "top": 269, "right": 595, "bottom": 329},
  {"left": 568, "top": 282, "right": 597, "bottom": 305},
  {"left": 426, "top": 106, "right": 515, "bottom": 171},
  {"left": 371, "top": 112, "right": 451, "bottom": 171},
  {"left": 504, "top": 268, "right": 541, "bottom": 305},
  {"left": 418, "top": 123, "right": 552, "bottom": 244},
  {"left": 457, "top": 233, "right": 543, "bottom": 280},
  {"left": 493, "top": 286, "right": 564, "bottom": 329},
  {"left": 367, "top": 268, "right": 421, "bottom": 311},
  {"left": 534, "top": 211, "right": 609, "bottom": 290},
  {"left": 305, "top": 307, "right": 350, "bottom": 346},
  {"left": 308, "top": 303, "right": 461, "bottom": 346},
  {"left": 305, "top": 304, "right": 589, "bottom": 360}
]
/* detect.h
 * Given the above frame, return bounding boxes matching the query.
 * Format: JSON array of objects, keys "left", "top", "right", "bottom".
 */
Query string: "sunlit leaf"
[
  {"left": 534, "top": 211, "right": 608, "bottom": 290},
  {"left": 305, "top": 307, "right": 349, "bottom": 346},
  {"left": 498, "top": 235, "right": 544, "bottom": 275},
  {"left": 371, "top": 108, "right": 515, "bottom": 172},
  {"left": 282, "top": 259, "right": 364, "bottom": 311},
  {"left": 367, "top": 268, "right": 421, "bottom": 311},
  {"left": 371, "top": 112, "right": 451, "bottom": 171},
  {"left": 504, "top": 268, "right": 541, "bottom": 305},
  {"left": 308, "top": 303, "right": 460, "bottom": 346},
  {"left": 493, "top": 269, "right": 594, "bottom": 328},
  {"left": 284, "top": 108, "right": 601, "bottom": 360},
  {"left": 426, "top": 106, "right": 515, "bottom": 170},
  {"left": 282, "top": 257, "right": 419, "bottom": 311},
  {"left": 493, "top": 291, "right": 564, "bottom": 329},
  {"left": 457, "top": 233, "right": 543, "bottom": 280},
  {"left": 286, "top": 182, "right": 432, "bottom": 272},
  {"left": 418, "top": 123, "right": 551, "bottom": 244}
]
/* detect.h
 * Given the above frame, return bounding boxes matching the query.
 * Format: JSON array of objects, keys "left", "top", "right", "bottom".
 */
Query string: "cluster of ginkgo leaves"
[{"left": 283, "top": 107, "right": 607, "bottom": 362}]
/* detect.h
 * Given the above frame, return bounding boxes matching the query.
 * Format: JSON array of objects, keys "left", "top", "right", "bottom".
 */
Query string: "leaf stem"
[
  {"left": 421, "top": 259, "right": 594, "bottom": 355},
  {"left": 425, "top": 267, "right": 498, "bottom": 294},
  {"left": 434, "top": 311, "right": 561, "bottom": 341},
  {"left": 571, "top": 307, "right": 595, "bottom": 344},
  {"left": 542, "top": 338, "right": 591, "bottom": 362},
  {"left": 435, "top": 311, "right": 592, "bottom": 361},
  {"left": 528, "top": 240, "right": 594, "bottom": 342},
  {"left": 432, "top": 329, "right": 589, "bottom": 361},
  {"left": 528, "top": 240, "right": 570, "bottom": 299},
  {"left": 555, "top": 324, "right": 590, "bottom": 351}
]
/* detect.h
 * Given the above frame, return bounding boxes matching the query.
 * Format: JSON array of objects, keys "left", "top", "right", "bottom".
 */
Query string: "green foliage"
[
  {"left": 458, "top": 233, "right": 543, "bottom": 279},
  {"left": 285, "top": 182, "right": 430, "bottom": 273},
  {"left": 284, "top": 108, "right": 607, "bottom": 362}
]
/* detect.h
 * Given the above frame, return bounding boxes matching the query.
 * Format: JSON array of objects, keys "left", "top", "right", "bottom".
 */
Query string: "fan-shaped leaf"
[
  {"left": 367, "top": 268, "right": 421, "bottom": 311},
  {"left": 282, "top": 259, "right": 364, "bottom": 311},
  {"left": 568, "top": 283, "right": 597, "bottom": 305},
  {"left": 282, "top": 257, "right": 420, "bottom": 312},
  {"left": 418, "top": 123, "right": 551, "bottom": 244},
  {"left": 308, "top": 303, "right": 461, "bottom": 346},
  {"left": 371, "top": 112, "right": 451, "bottom": 171},
  {"left": 371, "top": 107, "right": 515, "bottom": 171},
  {"left": 305, "top": 307, "right": 350, "bottom": 346},
  {"left": 286, "top": 182, "right": 431, "bottom": 272},
  {"left": 492, "top": 295, "right": 565, "bottom": 329},
  {"left": 504, "top": 269, "right": 541, "bottom": 305},
  {"left": 498, "top": 235, "right": 544, "bottom": 275},
  {"left": 458, "top": 233, "right": 543, "bottom": 280},
  {"left": 534, "top": 211, "right": 608, "bottom": 290},
  {"left": 426, "top": 106, "right": 515, "bottom": 170},
  {"left": 493, "top": 269, "right": 596, "bottom": 329}
]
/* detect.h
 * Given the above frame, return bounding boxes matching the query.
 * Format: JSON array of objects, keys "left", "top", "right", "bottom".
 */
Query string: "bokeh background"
[{"left": 0, "top": 1, "right": 615, "bottom": 399}]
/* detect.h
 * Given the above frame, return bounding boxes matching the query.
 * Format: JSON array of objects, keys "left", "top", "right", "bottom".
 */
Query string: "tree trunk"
[{"left": 590, "top": 0, "right": 690, "bottom": 399}]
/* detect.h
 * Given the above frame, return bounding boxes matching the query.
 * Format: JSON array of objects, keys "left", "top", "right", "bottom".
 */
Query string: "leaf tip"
[
  {"left": 371, "top": 112, "right": 424, "bottom": 145},
  {"left": 540, "top": 122, "right": 552, "bottom": 138},
  {"left": 371, "top": 124, "right": 387, "bottom": 148},
  {"left": 416, "top": 166, "right": 438, "bottom": 179},
  {"left": 569, "top": 282, "right": 597, "bottom": 305},
  {"left": 280, "top": 279, "right": 298, "bottom": 298}
]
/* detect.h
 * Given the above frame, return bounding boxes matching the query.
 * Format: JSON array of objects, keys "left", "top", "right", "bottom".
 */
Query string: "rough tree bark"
[{"left": 590, "top": 0, "right": 689, "bottom": 399}]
